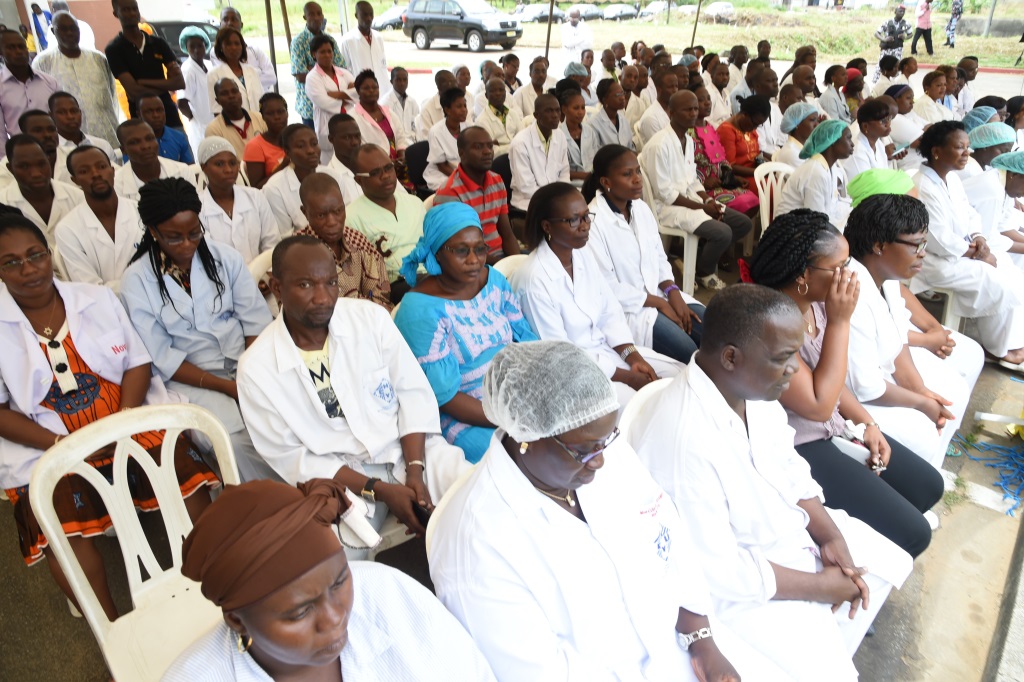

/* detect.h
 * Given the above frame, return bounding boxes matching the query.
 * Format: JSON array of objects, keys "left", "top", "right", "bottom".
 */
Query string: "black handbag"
[{"left": 720, "top": 164, "right": 743, "bottom": 190}]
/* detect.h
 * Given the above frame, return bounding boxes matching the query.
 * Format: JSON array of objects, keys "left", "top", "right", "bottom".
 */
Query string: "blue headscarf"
[{"left": 399, "top": 202, "right": 483, "bottom": 286}]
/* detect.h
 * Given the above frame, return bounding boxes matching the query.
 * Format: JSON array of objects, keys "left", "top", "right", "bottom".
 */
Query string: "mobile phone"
[{"left": 413, "top": 502, "right": 432, "bottom": 527}]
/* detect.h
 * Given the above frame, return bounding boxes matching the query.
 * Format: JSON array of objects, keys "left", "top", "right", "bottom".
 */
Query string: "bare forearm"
[
  {"left": 798, "top": 496, "right": 844, "bottom": 547},
  {"left": 0, "top": 406, "right": 62, "bottom": 450},
  {"left": 119, "top": 364, "right": 152, "bottom": 409},
  {"left": 441, "top": 392, "right": 494, "bottom": 427},
  {"left": 170, "top": 361, "right": 235, "bottom": 397}
]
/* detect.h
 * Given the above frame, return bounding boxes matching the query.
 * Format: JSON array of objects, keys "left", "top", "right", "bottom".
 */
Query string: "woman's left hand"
[
  {"left": 689, "top": 639, "right": 741, "bottom": 682},
  {"left": 669, "top": 295, "right": 701, "bottom": 334},
  {"left": 862, "top": 425, "right": 891, "bottom": 473},
  {"left": 405, "top": 473, "right": 433, "bottom": 510}
]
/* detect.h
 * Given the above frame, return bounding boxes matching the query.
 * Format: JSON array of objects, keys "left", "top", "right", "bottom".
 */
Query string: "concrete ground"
[{"left": 3, "top": 35, "right": 1024, "bottom": 682}]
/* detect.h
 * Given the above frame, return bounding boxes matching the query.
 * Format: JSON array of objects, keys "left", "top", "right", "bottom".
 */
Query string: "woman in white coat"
[
  {"left": 886, "top": 85, "right": 928, "bottom": 172},
  {"left": 304, "top": 35, "right": 356, "bottom": 166},
  {"left": 350, "top": 70, "right": 412, "bottom": 172},
  {"left": 119, "top": 179, "right": 276, "bottom": 482},
  {"left": 0, "top": 214, "right": 218, "bottom": 621},
  {"left": 914, "top": 71, "right": 957, "bottom": 124},
  {"left": 558, "top": 89, "right": 598, "bottom": 184},
  {"left": 177, "top": 27, "right": 215, "bottom": 158},
  {"left": 910, "top": 121, "right": 1024, "bottom": 368},
  {"left": 423, "top": 87, "right": 469, "bottom": 191},
  {"left": 585, "top": 79, "right": 634, "bottom": 151},
  {"left": 206, "top": 27, "right": 264, "bottom": 116},
  {"left": 428, "top": 341, "right": 788, "bottom": 682},
  {"left": 511, "top": 183, "right": 683, "bottom": 407},
  {"left": 583, "top": 145, "right": 704, "bottom": 364},
  {"left": 777, "top": 119, "right": 855, "bottom": 231}
]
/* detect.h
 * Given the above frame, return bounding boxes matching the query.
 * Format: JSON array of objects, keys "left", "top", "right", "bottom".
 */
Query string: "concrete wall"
[{"left": 957, "top": 16, "right": 1024, "bottom": 39}]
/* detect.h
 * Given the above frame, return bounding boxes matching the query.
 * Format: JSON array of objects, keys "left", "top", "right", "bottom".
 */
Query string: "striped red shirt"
[{"left": 437, "top": 165, "right": 508, "bottom": 254}]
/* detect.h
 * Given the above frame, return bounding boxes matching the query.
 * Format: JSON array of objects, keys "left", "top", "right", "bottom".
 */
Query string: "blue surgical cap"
[
  {"left": 962, "top": 106, "right": 997, "bottom": 134},
  {"left": 564, "top": 62, "right": 588, "bottom": 77},
  {"left": 800, "top": 119, "right": 849, "bottom": 159},
  {"left": 991, "top": 151, "right": 1024, "bottom": 175},
  {"left": 968, "top": 122, "right": 1017, "bottom": 150},
  {"left": 781, "top": 102, "right": 819, "bottom": 134},
  {"left": 678, "top": 54, "right": 698, "bottom": 67}
]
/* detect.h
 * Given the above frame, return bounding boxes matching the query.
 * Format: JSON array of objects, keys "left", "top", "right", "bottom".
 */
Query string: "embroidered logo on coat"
[
  {"left": 372, "top": 378, "right": 396, "bottom": 405},
  {"left": 654, "top": 524, "right": 671, "bottom": 561}
]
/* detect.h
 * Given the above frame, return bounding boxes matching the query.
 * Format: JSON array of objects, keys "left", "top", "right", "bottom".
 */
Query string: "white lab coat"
[
  {"left": 339, "top": 29, "right": 389, "bottom": 91},
  {"left": 206, "top": 63, "right": 265, "bottom": 116},
  {"left": 54, "top": 133, "right": 119, "bottom": 185},
  {"left": 53, "top": 198, "right": 145, "bottom": 292},
  {"left": 585, "top": 108, "right": 634, "bottom": 151},
  {"left": 415, "top": 93, "right": 443, "bottom": 142},
  {"left": 624, "top": 92, "right": 647, "bottom": 129},
  {"left": 889, "top": 111, "right": 926, "bottom": 171},
  {"left": 263, "top": 164, "right": 353, "bottom": 237},
  {"left": 0, "top": 281, "right": 176, "bottom": 489},
  {"left": 708, "top": 84, "right": 732, "bottom": 129},
  {"left": 842, "top": 132, "right": 888, "bottom": 181},
  {"left": 305, "top": 63, "right": 357, "bottom": 165},
  {"left": 351, "top": 103, "right": 412, "bottom": 155},
  {"left": 236, "top": 298, "right": 470, "bottom": 497},
  {"left": 776, "top": 154, "right": 851, "bottom": 231},
  {"left": 511, "top": 241, "right": 682, "bottom": 406},
  {"left": 913, "top": 95, "right": 956, "bottom": 124},
  {"left": 326, "top": 154, "right": 365, "bottom": 204},
  {"left": 429, "top": 434, "right": 790, "bottom": 682},
  {"left": 424, "top": 119, "right": 467, "bottom": 191},
  {"left": 819, "top": 85, "right": 851, "bottom": 123},
  {"left": 380, "top": 90, "right": 420, "bottom": 139},
  {"left": 178, "top": 58, "right": 214, "bottom": 158},
  {"left": 871, "top": 74, "right": 895, "bottom": 98},
  {"left": 756, "top": 101, "right": 785, "bottom": 156},
  {"left": 474, "top": 104, "right": 523, "bottom": 157},
  {"left": 910, "top": 166, "right": 1024, "bottom": 357},
  {"left": 846, "top": 258, "right": 974, "bottom": 468},
  {"left": 586, "top": 193, "right": 698, "bottom": 347},
  {"left": 627, "top": 363, "right": 913, "bottom": 681},
  {"left": 509, "top": 124, "right": 570, "bottom": 211},
  {"left": 114, "top": 158, "right": 196, "bottom": 202},
  {"left": 199, "top": 186, "right": 280, "bottom": 264},
  {"left": 559, "top": 121, "right": 598, "bottom": 176},
  {"left": 728, "top": 63, "right": 744, "bottom": 91},
  {"left": 210, "top": 45, "right": 278, "bottom": 93},
  {"left": 638, "top": 127, "right": 707, "bottom": 234},
  {"left": 560, "top": 21, "right": 593, "bottom": 64},
  {"left": 772, "top": 137, "right": 805, "bottom": 168},
  {"left": 635, "top": 102, "right": 669, "bottom": 148},
  {"left": 0, "top": 179, "right": 83, "bottom": 246},
  {"left": 510, "top": 83, "right": 543, "bottom": 119}
]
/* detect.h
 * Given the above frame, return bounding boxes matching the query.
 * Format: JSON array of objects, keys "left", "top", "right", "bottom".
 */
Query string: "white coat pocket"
[{"left": 362, "top": 367, "right": 398, "bottom": 414}]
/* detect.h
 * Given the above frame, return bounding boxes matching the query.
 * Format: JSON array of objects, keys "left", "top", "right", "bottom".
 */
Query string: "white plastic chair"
[
  {"left": 493, "top": 253, "right": 528, "bottom": 280},
  {"left": 424, "top": 465, "right": 477, "bottom": 555},
  {"left": 391, "top": 301, "right": 401, "bottom": 319},
  {"left": 618, "top": 378, "right": 673, "bottom": 439},
  {"left": 248, "top": 248, "right": 279, "bottom": 317},
  {"left": 423, "top": 193, "right": 435, "bottom": 210},
  {"left": 29, "top": 404, "right": 241, "bottom": 682},
  {"left": 922, "top": 288, "right": 963, "bottom": 332},
  {"left": 51, "top": 243, "right": 69, "bottom": 281},
  {"left": 641, "top": 174, "right": 699, "bottom": 296},
  {"left": 754, "top": 162, "right": 795, "bottom": 233}
]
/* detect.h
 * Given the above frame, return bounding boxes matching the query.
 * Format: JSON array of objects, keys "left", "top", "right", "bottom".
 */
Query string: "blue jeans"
[{"left": 651, "top": 304, "right": 705, "bottom": 364}]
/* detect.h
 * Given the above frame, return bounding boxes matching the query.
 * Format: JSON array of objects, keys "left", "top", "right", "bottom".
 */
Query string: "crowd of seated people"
[{"left": 2, "top": 10, "right": 1024, "bottom": 679}]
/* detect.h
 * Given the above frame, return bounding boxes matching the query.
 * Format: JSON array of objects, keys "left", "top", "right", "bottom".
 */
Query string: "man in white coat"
[
  {"left": 237, "top": 236, "right": 471, "bottom": 557},
  {"left": 381, "top": 67, "right": 419, "bottom": 136},
  {"left": 509, "top": 94, "right": 569, "bottom": 212},
  {"left": 113, "top": 120, "right": 195, "bottom": 202},
  {"left": 560, "top": 10, "right": 592, "bottom": 66},
  {"left": 339, "top": 2, "right": 389, "bottom": 91},
  {"left": 54, "top": 146, "right": 144, "bottom": 291},
  {"left": 639, "top": 90, "right": 752, "bottom": 291},
  {"left": 635, "top": 68, "right": 676, "bottom": 148},
  {"left": 625, "top": 284, "right": 913, "bottom": 682},
  {"left": 0, "top": 135, "right": 82, "bottom": 247},
  {"left": 415, "top": 70, "right": 456, "bottom": 142}
]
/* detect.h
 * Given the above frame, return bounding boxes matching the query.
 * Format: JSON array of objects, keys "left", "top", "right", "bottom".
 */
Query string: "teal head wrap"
[
  {"left": 968, "top": 122, "right": 1016, "bottom": 150},
  {"left": 799, "top": 119, "right": 848, "bottom": 159},
  {"left": 991, "top": 151, "right": 1024, "bottom": 175},
  {"left": 962, "top": 106, "right": 997, "bottom": 133},
  {"left": 399, "top": 202, "right": 483, "bottom": 286},
  {"left": 179, "top": 26, "right": 212, "bottom": 54}
]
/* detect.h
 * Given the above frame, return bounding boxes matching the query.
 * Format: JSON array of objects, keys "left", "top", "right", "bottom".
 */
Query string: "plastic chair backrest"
[
  {"left": 618, "top": 378, "right": 673, "bottom": 441},
  {"left": 492, "top": 153, "right": 513, "bottom": 205},
  {"left": 51, "top": 243, "right": 69, "bottom": 281},
  {"left": 425, "top": 465, "right": 477, "bottom": 555},
  {"left": 248, "top": 248, "right": 274, "bottom": 285},
  {"left": 29, "top": 404, "right": 241, "bottom": 682},
  {"left": 493, "top": 254, "right": 528, "bottom": 280},
  {"left": 405, "top": 140, "right": 430, "bottom": 190},
  {"left": 423, "top": 193, "right": 435, "bottom": 210},
  {"left": 754, "top": 162, "right": 795, "bottom": 231}
]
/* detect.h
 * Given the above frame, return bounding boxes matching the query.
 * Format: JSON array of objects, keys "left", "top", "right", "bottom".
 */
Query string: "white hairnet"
[{"left": 481, "top": 341, "right": 619, "bottom": 443}]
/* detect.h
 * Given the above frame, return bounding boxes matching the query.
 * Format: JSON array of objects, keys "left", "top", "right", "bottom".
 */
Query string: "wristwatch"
[
  {"left": 361, "top": 477, "right": 380, "bottom": 502},
  {"left": 619, "top": 344, "right": 639, "bottom": 362},
  {"left": 677, "top": 626, "right": 713, "bottom": 650}
]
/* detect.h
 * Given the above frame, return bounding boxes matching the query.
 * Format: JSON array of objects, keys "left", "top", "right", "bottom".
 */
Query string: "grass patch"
[{"left": 943, "top": 476, "right": 969, "bottom": 509}]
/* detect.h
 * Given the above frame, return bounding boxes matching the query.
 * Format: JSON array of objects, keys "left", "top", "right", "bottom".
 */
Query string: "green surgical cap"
[
  {"left": 178, "top": 26, "right": 211, "bottom": 54},
  {"left": 962, "top": 106, "right": 997, "bottom": 133},
  {"left": 847, "top": 168, "right": 915, "bottom": 208},
  {"left": 991, "top": 151, "right": 1024, "bottom": 175},
  {"left": 968, "top": 122, "right": 1016, "bottom": 150},
  {"left": 799, "top": 119, "right": 848, "bottom": 159}
]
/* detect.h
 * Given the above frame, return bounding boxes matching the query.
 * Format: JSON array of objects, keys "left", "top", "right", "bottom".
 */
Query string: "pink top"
[
  {"left": 916, "top": 1, "right": 931, "bottom": 29},
  {"left": 786, "top": 302, "right": 848, "bottom": 446},
  {"left": 693, "top": 123, "right": 728, "bottom": 165}
]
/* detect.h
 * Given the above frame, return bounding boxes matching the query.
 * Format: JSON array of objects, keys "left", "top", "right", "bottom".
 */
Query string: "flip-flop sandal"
[{"left": 998, "top": 360, "right": 1024, "bottom": 374}]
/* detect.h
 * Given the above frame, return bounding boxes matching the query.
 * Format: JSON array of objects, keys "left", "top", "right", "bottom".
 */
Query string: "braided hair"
[
  {"left": 747, "top": 209, "right": 841, "bottom": 290},
  {"left": 845, "top": 194, "right": 929, "bottom": 261},
  {"left": 131, "top": 177, "right": 226, "bottom": 311}
]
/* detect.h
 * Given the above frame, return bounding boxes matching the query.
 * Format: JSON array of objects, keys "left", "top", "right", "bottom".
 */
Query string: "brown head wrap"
[{"left": 181, "top": 478, "right": 351, "bottom": 611}]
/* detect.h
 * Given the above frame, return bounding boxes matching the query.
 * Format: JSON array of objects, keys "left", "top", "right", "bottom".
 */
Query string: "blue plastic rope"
[{"left": 955, "top": 434, "right": 1024, "bottom": 517}]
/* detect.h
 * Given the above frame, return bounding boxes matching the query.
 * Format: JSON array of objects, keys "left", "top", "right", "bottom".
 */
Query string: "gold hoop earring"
[
  {"left": 797, "top": 281, "right": 809, "bottom": 296},
  {"left": 237, "top": 634, "right": 253, "bottom": 653},
  {"left": 519, "top": 442, "right": 529, "bottom": 455}
]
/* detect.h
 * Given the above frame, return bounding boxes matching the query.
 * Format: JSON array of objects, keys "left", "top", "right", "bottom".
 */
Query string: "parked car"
[
  {"left": 638, "top": 1, "right": 668, "bottom": 17},
  {"left": 373, "top": 5, "right": 407, "bottom": 30},
  {"left": 148, "top": 20, "right": 219, "bottom": 61},
  {"left": 703, "top": 1, "right": 735, "bottom": 22},
  {"left": 603, "top": 3, "right": 638, "bottom": 20},
  {"left": 567, "top": 3, "right": 602, "bottom": 21},
  {"left": 514, "top": 3, "right": 566, "bottom": 23},
  {"left": 403, "top": 0, "right": 522, "bottom": 51}
]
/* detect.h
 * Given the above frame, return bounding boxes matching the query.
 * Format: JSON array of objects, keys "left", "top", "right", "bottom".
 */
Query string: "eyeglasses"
[
  {"left": 157, "top": 226, "right": 205, "bottom": 247},
  {"left": 549, "top": 212, "right": 595, "bottom": 230},
  {"left": 552, "top": 427, "right": 620, "bottom": 465},
  {"left": 442, "top": 244, "right": 490, "bottom": 259},
  {"left": 892, "top": 237, "right": 928, "bottom": 255},
  {"left": 806, "top": 256, "right": 852, "bottom": 272},
  {"left": 0, "top": 249, "right": 50, "bottom": 274},
  {"left": 353, "top": 162, "right": 396, "bottom": 179}
]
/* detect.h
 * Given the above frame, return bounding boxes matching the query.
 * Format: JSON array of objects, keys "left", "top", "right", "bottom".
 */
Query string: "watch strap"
[
  {"left": 361, "top": 477, "right": 380, "bottom": 500},
  {"left": 677, "top": 626, "right": 713, "bottom": 650}
]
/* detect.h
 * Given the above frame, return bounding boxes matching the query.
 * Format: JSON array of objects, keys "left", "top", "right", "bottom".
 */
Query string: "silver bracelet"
[{"left": 619, "top": 344, "right": 638, "bottom": 362}]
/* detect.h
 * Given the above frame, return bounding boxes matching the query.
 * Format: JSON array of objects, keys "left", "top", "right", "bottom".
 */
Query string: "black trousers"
[
  {"left": 911, "top": 27, "right": 933, "bottom": 55},
  {"left": 795, "top": 435, "right": 944, "bottom": 558}
]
